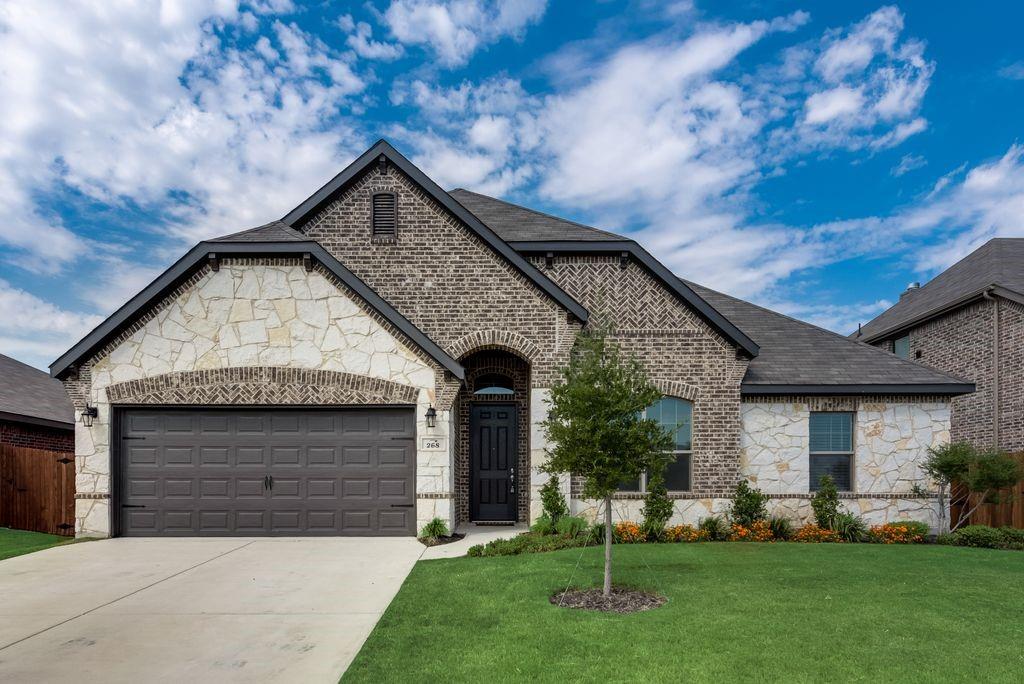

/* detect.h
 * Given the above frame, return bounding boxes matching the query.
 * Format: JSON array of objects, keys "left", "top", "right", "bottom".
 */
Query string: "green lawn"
[
  {"left": 0, "top": 527, "right": 73, "bottom": 561},
  {"left": 345, "top": 543, "right": 1024, "bottom": 683}
]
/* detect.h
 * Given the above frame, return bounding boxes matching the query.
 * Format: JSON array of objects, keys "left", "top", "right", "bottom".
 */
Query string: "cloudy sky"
[{"left": 2, "top": 1, "right": 1023, "bottom": 369}]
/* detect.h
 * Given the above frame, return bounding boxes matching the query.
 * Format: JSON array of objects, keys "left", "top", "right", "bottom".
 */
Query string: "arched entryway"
[{"left": 455, "top": 349, "right": 530, "bottom": 524}]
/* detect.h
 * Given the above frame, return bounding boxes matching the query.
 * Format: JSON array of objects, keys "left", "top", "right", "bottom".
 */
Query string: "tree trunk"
[
  {"left": 603, "top": 495, "right": 612, "bottom": 597},
  {"left": 937, "top": 482, "right": 949, "bottom": 535}
]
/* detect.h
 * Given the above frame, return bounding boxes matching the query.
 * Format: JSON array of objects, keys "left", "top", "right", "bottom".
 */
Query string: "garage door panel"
[{"left": 119, "top": 408, "right": 416, "bottom": 536}]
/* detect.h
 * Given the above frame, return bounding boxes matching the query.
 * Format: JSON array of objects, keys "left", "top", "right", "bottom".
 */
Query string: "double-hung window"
[
  {"left": 619, "top": 397, "right": 692, "bottom": 492},
  {"left": 893, "top": 334, "right": 910, "bottom": 359},
  {"left": 809, "top": 412, "right": 854, "bottom": 492}
]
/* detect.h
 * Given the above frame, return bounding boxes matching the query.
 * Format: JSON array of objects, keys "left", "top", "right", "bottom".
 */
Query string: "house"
[
  {"left": 51, "top": 140, "right": 972, "bottom": 538},
  {"left": 1, "top": 353, "right": 75, "bottom": 534},
  {"left": 856, "top": 238, "right": 1023, "bottom": 454}
]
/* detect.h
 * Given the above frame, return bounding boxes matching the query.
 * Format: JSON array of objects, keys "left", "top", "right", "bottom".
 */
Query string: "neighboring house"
[
  {"left": 52, "top": 140, "right": 972, "bottom": 538},
  {"left": 855, "top": 238, "right": 1023, "bottom": 453},
  {"left": 1, "top": 353, "right": 75, "bottom": 534}
]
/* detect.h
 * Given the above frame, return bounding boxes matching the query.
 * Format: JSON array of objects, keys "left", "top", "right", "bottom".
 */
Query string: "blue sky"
[{"left": 2, "top": 1, "right": 1023, "bottom": 369}]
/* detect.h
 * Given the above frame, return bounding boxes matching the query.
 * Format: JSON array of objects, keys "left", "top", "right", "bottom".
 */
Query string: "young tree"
[
  {"left": 924, "top": 442, "right": 1024, "bottom": 532},
  {"left": 542, "top": 322, "right": 672, "bottom": 597},
  {"left": 922, "top": 442, "right": 973, "bottom": 534}
]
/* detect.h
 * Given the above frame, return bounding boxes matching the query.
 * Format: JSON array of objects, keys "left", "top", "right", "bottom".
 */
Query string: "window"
[
  {"left": 618, "top": 397, "right": 692, "bottom": 492},
  {"left": 371, "top": 192, "right": 397, "bottom": 238},
  {"left": 893, "top": 334, "right": 910, "bottom": 359},
  {"left": 809, "top": 412, "right": 853, "bottom": 492},
  {"left": 473, "top": 372, "right": 514, "bottom": 395}
]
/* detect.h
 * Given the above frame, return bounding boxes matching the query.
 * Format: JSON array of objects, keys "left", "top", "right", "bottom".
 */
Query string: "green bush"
[
  {"left": 555, "top": 515, "right": 589, "bottom": 537},
  {"left": 935, "top": 533, "right": 955, "bottom": 546},
  {"left": 998, "top": 527, "right": 1024, "bottom": 549},
  {"left": 832, "top": 512, "right": 868, "bottom": 542},
  {"left": 467, "top": 544, "right": 484, "bottom": 557},
  {"left": 950, "top": 525, "right": 1008, "bottom": 549},
  {"left": 728, "top": 480, "right": 768, "bottom": 527},
  {"left": 419, "top": 517, "right": 449, "bottom": 539},
  {"left": 811, "top": 476, "right": 841, "bottom": 529},
  {"left": 539, "top": 476, "right": 568, "bottom": 523},
  {"left": 699, "top": 515, "right": 730, "bottom": 541},
  {"left": 531, "top": 515, "right": 556, "bottom": 535},
  {"left": 642, "top": 472, "right": 674, "bottom": 540},
  {"left": 901, "top": 521, "right": 931, "bottom": 538},
  {"left": 768, "top": 516, "right": 794, "bottom": 541},
  {"left": 468, "top": 531, "right": 590, "bottom": 557}
]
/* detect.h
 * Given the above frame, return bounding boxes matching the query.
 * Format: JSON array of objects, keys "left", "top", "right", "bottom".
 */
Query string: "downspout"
[{"left": 983, "top": 288, "right": 1000, "bottom": 448}]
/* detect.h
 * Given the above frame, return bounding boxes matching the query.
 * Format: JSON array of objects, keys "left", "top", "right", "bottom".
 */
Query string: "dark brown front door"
[
  {"left": 469, "top": 404, "right": 517, "bottom": 521},
  {"left": 117, "top": 407, "right": 416, "bottom": 536}
]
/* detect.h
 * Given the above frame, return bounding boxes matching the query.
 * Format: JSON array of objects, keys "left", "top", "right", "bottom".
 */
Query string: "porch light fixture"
[
  {"left": 81, "top": 404, "right": 98, "bottom": 428},
  {"left": 425, "top": 406, "right": 437, "bottom": 429}
]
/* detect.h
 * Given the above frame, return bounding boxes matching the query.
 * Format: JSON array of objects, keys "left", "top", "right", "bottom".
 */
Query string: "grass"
[
  {"left": 0, "top": 527, "right": 74, "bottom": 561},
  {"left": 345, "top": 543, "right": 1024, "bottom": 683}
]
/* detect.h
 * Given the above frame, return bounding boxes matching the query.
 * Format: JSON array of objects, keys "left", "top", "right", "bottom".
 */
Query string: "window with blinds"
[
  {"left": 809, "top": 412, "right": 853, "bottom": 491},
  {"left": 371, "top": 192, "right": 397, "bottom": 238}
]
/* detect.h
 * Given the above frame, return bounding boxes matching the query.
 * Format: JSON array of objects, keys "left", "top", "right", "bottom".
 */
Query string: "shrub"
[
  {"left": 768, "top": 516, "right": 794, "bottom": 541},
  {"left": 868, "top": 521, "right": 928, "bottom": 544},
  {"left": 467, "top": 544, "right": 484, "bottom": 557},
  {"left": 793, "top": 523, "right": 841, "bottom": 543},
  {"left": 664, "top": 524, "right": 707, "bottom": 542},
  {"left": 531, "top": 515, "right": 556, "bottom": 535},
  {"left": 832, "top": 512, "right": 868, "bottom": 542},
  {"left": 948, "top": 525, "right": 1020, "bottom": 550},
  {"left": 728, "top": 519, "right": 774, "bottom": 542},
  {"left": 729, "top": 480, "right": 768, "bottom": 527},
  {"left": 468, "top": 531, "right": 591, "bottom": 557},
  {"left": 539, "top": 476, "right": 568, "bottom": 523},
  {"left": 419, "top": 517, "right": 449, "bottom": 539},
  {"left": 589, "top": 522, "right": 606, "bottom": 544},
  {"left": 555, "top": 515, "right": 588, "bottom": 537},
  {"left": 935, "top": 533, "right": 955, "bottom": 546},
  {"left": 641, "top": 472, "right": 674, "bottom": 540},
  {"left": 811, "top": 476, "right": 841, "bottom": 529},
  {"left": 998, "top": 527, "right": 1024, "bottom": 549},
  {"left": 613, "top": 521, "right": 645, "bottom": 543},
  {"left": 699, "top": 515, "right": 730, "bottom": 541}
]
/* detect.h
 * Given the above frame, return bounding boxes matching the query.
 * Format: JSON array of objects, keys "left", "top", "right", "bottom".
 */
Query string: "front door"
[{"left": 469, "top": 404, "right": 517, "bottom": 521}]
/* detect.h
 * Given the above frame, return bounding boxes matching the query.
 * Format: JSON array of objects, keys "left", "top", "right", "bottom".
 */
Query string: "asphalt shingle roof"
[
  {"left": 0, "top": 353, "right": 74, "bottom": 426},
  {"left": 858, "top": 238, "right": 1024, "bottom": 341},
  {"left": 685, "top": 281, "right": 972, "bottom": 390},
  {"left": 449, "top": 188, "right": 624, "bottom": 242},
  {"left": 213, "top": 220, "right": 308, "bottom": 243}
]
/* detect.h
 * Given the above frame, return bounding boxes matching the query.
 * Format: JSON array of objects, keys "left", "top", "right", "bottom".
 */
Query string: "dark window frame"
[
  {"left": 809, "top": 411, "right": 854, "bottom": 492},
  {"left": 619, "top": 396, "right": 693, "bottom": 493},
  {"left": 473, "top": 372, "right": 516, "bottom": 396},
  {"left": 371, "top": 191, "right": 398, "bottom": 239}
]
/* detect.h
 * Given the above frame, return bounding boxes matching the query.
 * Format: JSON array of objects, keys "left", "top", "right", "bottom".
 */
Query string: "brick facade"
[
  {"left": 531, "top": 254, "right": 749, "bottom": 497},
  {"left": 0, "top": 420, "right": 73, "bottom": 452},
  {"left": 874, "top": 297, "right": 1023, "bottom": 451}
]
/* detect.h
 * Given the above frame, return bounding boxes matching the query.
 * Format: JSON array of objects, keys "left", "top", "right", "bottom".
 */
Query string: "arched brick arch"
[
  {"left": 651, "top": 378, "right": 699, "bottom": 402},
  {"left": 449, "top": 329, "right": 541, "bottom": 363},
  {"left": 104, "top": 367, "right": 420, "bottom": 406}
]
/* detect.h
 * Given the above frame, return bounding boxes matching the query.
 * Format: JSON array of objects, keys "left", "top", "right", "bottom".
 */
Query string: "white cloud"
[
  {"left": 998, "top": 61, "right": 1024, "bottom": 80},
  {"left": 339, "top": 14, "right": 404, "bottom": 60},
  {"left": 804, "top": 86, "right": 864, "bottom": 124},
  {"left": 815, "top": 5, "right": 902, "bottom": 82},
  {"left": 382, "top": 0, "right": 547, "bottom": 67},
  {"left": 891, "top": 153, "right": 927, "bottom": 177},
  {"left": 0, "top": 279, "right": 104, "bottom": 369}
]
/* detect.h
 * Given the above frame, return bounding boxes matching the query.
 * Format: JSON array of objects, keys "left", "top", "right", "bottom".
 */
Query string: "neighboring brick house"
[
  {"left": 52, "top": 140, "right": 972, "bottom": 538},
  {"left": 1, "top": 353, "right": 74, "bottom": 453},
  {"left": 855, "top": 238, "right": 1023, "bottom": 453}
]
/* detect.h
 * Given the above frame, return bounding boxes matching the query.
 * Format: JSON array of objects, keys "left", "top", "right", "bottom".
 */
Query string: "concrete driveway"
[{"left": 0, "top": 537, "right": 423, "bottom": 683}]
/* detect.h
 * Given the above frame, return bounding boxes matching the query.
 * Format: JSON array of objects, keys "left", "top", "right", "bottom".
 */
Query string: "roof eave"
[
  {"left": 740, "top": 383, "right": 975, "bottom": 397},
  {"left": 50, "top": 240, "right": 465, "bottom": 381},
  {"left": 509, "top": 240, "right": 760, "bottom": 357},
  {"left": 281, "top": 140, "right": 589, "bottom": 323},
  {"left": 0, "top": 410, "right": 75, "bottom": 431}
]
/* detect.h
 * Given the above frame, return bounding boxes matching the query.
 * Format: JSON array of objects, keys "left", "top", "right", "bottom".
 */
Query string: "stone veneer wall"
[
  {"left": 64, "top": 259, "right": 452, "bottom": 537},
  {"left": 570, "top": 396, "right": 950, "bottom": 531},
  {"left": 532, "top": 254, "right": 749, "bottom": 498}
]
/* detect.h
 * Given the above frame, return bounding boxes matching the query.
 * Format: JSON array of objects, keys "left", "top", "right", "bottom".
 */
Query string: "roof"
[
  {"left": 684, "top": 281, "right": 974, "bottom": 395},
  {"left": 213, "top": 220, "right": 307, "bottom": 242},
  {"left": 449, "top": 189, "right": 624, "bottom": 242},
  {"left": 51, "top": 240, "right": 466, "bottom": 381},
  {"left": 281, "top": 140, "right": 589, "bottom": 323},
  {"left": 0, "top": 354, "right": 74, "bottom": 428},
  {"left": 858, "top": 238, "right": 1024, "bottom": 342}
]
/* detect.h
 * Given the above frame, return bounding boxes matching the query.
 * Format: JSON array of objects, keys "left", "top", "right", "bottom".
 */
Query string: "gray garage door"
[{"left": 117, "top": 407, "right": 416, "bottom": 536}]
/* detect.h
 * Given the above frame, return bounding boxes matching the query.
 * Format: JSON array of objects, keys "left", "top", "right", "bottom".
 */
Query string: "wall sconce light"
[
  {"left": 81, "top": 404, "right": 98, "bottom": 428},
  {"left": 425, "top": 405, "right": 437, "bottom": 429}
]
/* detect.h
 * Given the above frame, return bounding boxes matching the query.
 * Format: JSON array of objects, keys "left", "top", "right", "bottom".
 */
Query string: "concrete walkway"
[
  {"left": 0, "top": 537, "right": 422, "bottom": 683},
  {"left": 419, "top": 523, "right": 528, "bottom": 560}
]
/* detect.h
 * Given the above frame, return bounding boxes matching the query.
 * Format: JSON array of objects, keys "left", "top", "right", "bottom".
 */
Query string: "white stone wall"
[{"left": 75, "top": 261, "right": 454, "bottom": 537}]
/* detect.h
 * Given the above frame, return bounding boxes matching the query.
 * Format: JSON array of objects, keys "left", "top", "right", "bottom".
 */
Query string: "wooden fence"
[
  {"left": 951, "top": 480, "right": 1024, "bottom": 529},
  {"left": 0, "top": 444, "right": 75, "bottom": 536}
]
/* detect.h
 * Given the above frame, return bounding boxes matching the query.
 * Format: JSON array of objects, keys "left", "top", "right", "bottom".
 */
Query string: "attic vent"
[{"left": 372, "top": 192, "right": 397, "bottom": 238}]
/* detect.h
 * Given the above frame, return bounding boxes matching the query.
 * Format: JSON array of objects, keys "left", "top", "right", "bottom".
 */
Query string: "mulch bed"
[
  {"left": 418, "top": 533, "right": 465, "bottom": 547},
  {"left": 550, "top": 586, "right": 667, "bottom": 613}
]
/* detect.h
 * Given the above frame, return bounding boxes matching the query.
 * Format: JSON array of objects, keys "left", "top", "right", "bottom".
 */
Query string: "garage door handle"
[
  {"left": 122, "top": 504, "right": 146, "bottom": 508},
  {"left": 390, "top": 504, "right": 414, "bottom": 508}
]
